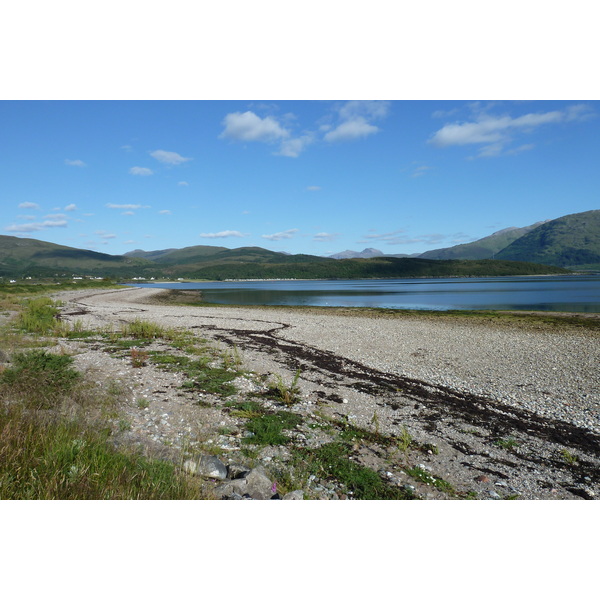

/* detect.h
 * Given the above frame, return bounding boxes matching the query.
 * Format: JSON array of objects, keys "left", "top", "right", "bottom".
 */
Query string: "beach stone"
[
  {"left": 197, "top": 455, "right": 228, "bottom": 480},
  {"left": 283, "top": 490, "right": 304, "bottom": 500},
  {"left": 227, "top": 463, "right": 251, "bottom": 479},
  {"left": 244, "top": 465, "right": 274, "bottom": 499}
]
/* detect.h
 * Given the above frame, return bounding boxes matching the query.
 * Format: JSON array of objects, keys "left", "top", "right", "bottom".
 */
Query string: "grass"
[
  {"left": 561, "top": 448, "right": 580, "bottom": 465},
  {"left": 243, "top": 410, "right": 303, "bottom": 446},
  {"left": 0, "top": 284, "right": 214, "bottom": 500},
  {"left": 1, "top": 349, "right": 81, "bottom": 409},
  {"left": 266, "top": 369, "right": 302, "bottom": 406},
  {"left": 405, "top": 465, "right": 456, "bottom": 495},
  {"left": 494, "top": 437, "right": 520, "bottom": 450},
  {"left": 292, "top": 442, "right": 415, "bottom": 500},
  {"left": 0, "top": 404, "right": 202, "bottom": 499}
]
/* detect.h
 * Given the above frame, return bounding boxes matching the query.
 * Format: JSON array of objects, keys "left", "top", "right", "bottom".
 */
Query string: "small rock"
[
  {"left": 197, "top": 455, "right": 228, "bottom": 480},
  {"left": 283, "top": 490, "right": 304, "bottom": 500},
  {"left": 182, "top": 459, "right": 198, "bottom": 475},
  {"left": 227, "top": 463, "right": 251, "bottom": 479},
  {"left": 475, "top": 475, "right": 489, "bottom": 483}
]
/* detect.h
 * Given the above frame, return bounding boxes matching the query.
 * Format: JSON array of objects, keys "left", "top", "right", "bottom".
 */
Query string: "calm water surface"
[{"left": 129, "top": 275, "right": 600, "bottom": 313}]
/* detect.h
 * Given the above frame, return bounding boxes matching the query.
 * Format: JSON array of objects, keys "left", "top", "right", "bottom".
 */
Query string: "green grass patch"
[
  {"left": 121, "top": 318, "right": 167, "bottom": 340},
  {"left": 294, "top": 442, "right": 415, "bottom": 500},
  {"left": 265, "top": 369, "right": 302, "bottom": 406},
  {"left": 0, "top": 405, "right": 201, "bottom": 500},
  {"left": 243, "top": 411, "right": 303, "bottom": 446},
  {"left": 16, "top": 297, "right": 60, "bottom": 335},
  {"left": 494, "top": 437, "right": 520, "bottom": 450},
  {"left": 1, "top": 349, "right": 81, "bottom": 409},
  {"left": 405, "top": 465, "right": 456, "bottom": 495},
  {"left": 225, "top": 400, "right": 266, "bottom": 419}
]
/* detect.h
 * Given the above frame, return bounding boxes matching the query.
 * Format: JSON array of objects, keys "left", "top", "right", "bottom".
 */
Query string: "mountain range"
[
  {"left": 0, "top": 209, "right": 597, "bottom": 280},
  {"left": 326, "top": 210, "right": 600, "bottom": 269}
]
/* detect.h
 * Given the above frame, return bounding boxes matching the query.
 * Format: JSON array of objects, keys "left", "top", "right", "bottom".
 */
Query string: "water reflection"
[{"left": 129, "top": 275, "right": 600, "bottom": 313}]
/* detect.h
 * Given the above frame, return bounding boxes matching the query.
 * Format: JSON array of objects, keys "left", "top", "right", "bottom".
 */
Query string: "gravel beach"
[{"left": 53, "top": 286, "right": 600, "bottom": 499}]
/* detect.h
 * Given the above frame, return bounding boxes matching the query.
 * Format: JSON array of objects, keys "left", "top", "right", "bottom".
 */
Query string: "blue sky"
[{"left": 2, "top": 99, "right": 598, "bottom": 257}]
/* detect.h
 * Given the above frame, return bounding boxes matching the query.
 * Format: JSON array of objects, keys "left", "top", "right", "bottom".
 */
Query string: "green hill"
[
  {"left": 0, "top": 235, "right": 571, "bottom": 280},
  {"left": 177, "top": 256, "right": 567, "bottom": 280},
  {"left": 125, "top": 244, "right": 228, "bottom": 264},
  {"left": 418, "top": 222, "right": 544, "bottom": 260},
  {"left": 496, "top": 210, "right": 600, "bottom": 269},
  {"left": 0, "top": 235, "right": 154, "bottom": 278}
]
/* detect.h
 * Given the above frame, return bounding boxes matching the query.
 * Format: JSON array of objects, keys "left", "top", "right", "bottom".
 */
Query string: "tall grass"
[
  {"left": 1, "top": 350, "right": 81, "bottom": 409},
  {"left": 16, "top": 297, "right": 60, "bottom": 334},
  {"left": 0, "top": 405, "right": 202, "bottom": 499},
  {"left": 1, "top": 302, "right": 208, "bottom": 499}
]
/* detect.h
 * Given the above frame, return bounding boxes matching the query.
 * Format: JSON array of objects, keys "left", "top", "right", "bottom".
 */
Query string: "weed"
[
  {"left": 122, "top": 319, "right": 166, "bottom": 340},
  {"left": 136, "top": 397, "right": 150, "bottom": 409},
  {"left": 243, "top": 411, "right": 303, "bottom": 446},
  {"left": 16, "top": 297, "right": 60, "bottom": 334},
  {"left": 151, "top": 352, "right": 239, "bottom": 398},
  {"left": 293, "top": 442, "right": 415, "bottom": 500},
  {"left": 266, "top": 369, "right": 302, "bottom": 406},
  {"left": 0, "top": 349, "right": 81, "bottom": 409},
  {"left": 494, "top": 437, "right": 520, "bottom": 450},
  {"left": 561, "top": 448, "right": 579, "bottom": 465},
  {"left": 226, "top": 400, "right": 265, "bottom": 419},
  {"left": 371, "top": 410, "right": 380, "bottom": 435},
  {"left": 405, "top": 465, "right": 455, "bottom": 495},
  {"left": 396, "top": 426, "right": 413, "bottom": 454},
  {"left": 130, "top": 347, "right": 148, "bottom": 368},
  {"left": 118, "top": 418, "right": 132, "bottom": 432},
  {"left": 222, "top": 345, "right": 243, "bottom": 370},
  {"left": 0, "top": 404, "right": 202, "bottom": 499}
]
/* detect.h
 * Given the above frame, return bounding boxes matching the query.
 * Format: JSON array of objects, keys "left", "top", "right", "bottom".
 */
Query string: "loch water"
[{"left": 129, "top": 275, "right": 600, "bottom": 313}]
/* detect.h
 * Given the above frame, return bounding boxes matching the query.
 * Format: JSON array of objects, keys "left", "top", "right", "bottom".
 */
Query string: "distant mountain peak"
[{"left": 329, "top": 248, "right": 384, "bottom": 260}]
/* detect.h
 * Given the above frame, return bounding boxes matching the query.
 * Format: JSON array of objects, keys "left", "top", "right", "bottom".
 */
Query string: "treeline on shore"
[{"left": 181, "top": 257, "right": 568, "bottom": 281}]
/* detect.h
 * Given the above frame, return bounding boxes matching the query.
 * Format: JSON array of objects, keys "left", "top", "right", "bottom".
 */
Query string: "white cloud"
[
  {"left": 324, "top": 101, "right": 389, "bottom": 143},
  {"left": 338, "top": 100, "right": 391, "bottom": 121},
  {"left": 324, "top": 117, "right": 380, "bottom": 143},
  {"left": 106, "top": 203, "right": 142, "bottom": 210},
  {"left": 276, "top": 134, "right": 314, "bottom": 158},
  {"left": 359, "top": 230, "right": 453, "bottom": 246},
  {"left": 261, "top": 228, "right": 299, "bottom": 241},
  {"left": 313, "top": 232, "right": 339, "bottom": 242},
  {"left": 150, "top": 150, "right": 192, "bottom": 165},
  {"left": 199, "top": 230, "right": 246, "bottom": 239},
  {"left": 5, "top": 219, "right": 68, "bottom": 233},
  {"left": 178, "top": 181, "right": 189, "bottom": 186},
  {"left": 159, "top": 210, "right": 172, "bottom": 215},
  {"left": 129, "top": 166, "right": 153, "bottom": 176},
  {"left": 121, "top": 211, "right": 135, "bottom": 216},
  {"left": 44, "top": 213, "right": 66, "bottom": 219},
  {"left": 219, "top": 111, "right": 289, "bottom": 143},
  {"left": 95, "top": 230, "right": 116, "bottom": 239},
  {"left": 307, "top": 186, "right": 321, "bottom": 191},
  {"left": 18, "top": 202, "right": 40, "bottom": 210},
  {"left": 429, "top": 103, "right": 595, "bottom": 157},
  {"left": 65, "top": 159, "right": 86, "bottom": 167},
  {"left": 64, "top": 203, "right": 77, "bottom": 211}
]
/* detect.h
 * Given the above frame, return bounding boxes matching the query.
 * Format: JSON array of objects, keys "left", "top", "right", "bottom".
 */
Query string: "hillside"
[
  {"left": 175, "top": 256, "right": 567, "bottom": 280},
  {"left": 0, "top": 235, "right": 153, "bottom": 278},
  {"left": 496, "top": 210, "right": 600, "bottom": 269},
  {"left": 418, "top": 222, "right": 545, "bottom": 260},
  {"left": 125, "top": 244, "right": 228, "bottom": 264}
]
